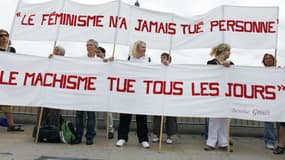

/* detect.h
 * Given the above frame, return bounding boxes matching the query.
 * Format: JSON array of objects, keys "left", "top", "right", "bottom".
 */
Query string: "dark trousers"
[
  {"left": 153, "top": 116, "right": 177, "bottom": 137},
  {"left": 75, "top": 111, "right": 96, "bottom": 141},
  {"left": 117, "top": 113, "right": 149, "bottom": 143}
]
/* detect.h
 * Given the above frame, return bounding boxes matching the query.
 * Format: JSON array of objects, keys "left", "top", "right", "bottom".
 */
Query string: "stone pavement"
[{"left": 0, "top": 125, "right": 284, "bottom": 160}]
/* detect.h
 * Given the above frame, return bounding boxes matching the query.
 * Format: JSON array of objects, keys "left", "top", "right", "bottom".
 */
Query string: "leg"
[
  {"left": 86, "top": 111, "right": 96, "bottom": 141},
  {"left": 264, "top": 122, "right": 275, "bottom": 147},
  {"left": 5, "top": 107, "right": 24, "bottom": 132},
  {"left": 204, "top": 118, "right": 209, "bottom": 140},
  {"left": 117, "top": 113, "right": 132, "bottom": 141},
  {"left": 206, "top": 118, "right": 219, "bottom": 147},
  {"left": 276, "top": 123, "right": 280, "bottom": 143},
  {"left": 108, "top": 113, "right": 114, "bottom": 133},
  {"left": 217, "top": 118, "right": 228, "bottom": 147},
  {"left": 136, "top": 114, "right": 149, "bottom": 143},
  {"left": 152, "top": 116, "right": 161, "bottom": 136},
  {"left": 5, "top": 111, "right": 15, "bottom": 127},
  {"left": 273, "top": 125, "right": 285, "bottom": 154},
  {"left": 279, "top": 126, "right": 285, "bottom": 147},
  {"left": 165, "top": 116, "right": 177, "bottom": 137},
  {"left": 75, "top": 111, "right": 84, "bottom": 141},
  {"left": 107, "top": 113, "right": 114, "bottom": 139}
]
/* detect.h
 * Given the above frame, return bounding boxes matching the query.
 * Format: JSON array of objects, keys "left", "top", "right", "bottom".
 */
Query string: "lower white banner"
[{"left": 1, "top": 52, "right": 285, "bottom": 121}]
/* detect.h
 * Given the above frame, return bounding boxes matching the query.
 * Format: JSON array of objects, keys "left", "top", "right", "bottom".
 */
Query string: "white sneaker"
[
  {"left": 141, "top": 141, "right": 150, "bottom": 149},
  {"left": 166, "top": 138, "right": 173, "bottom": 144},
  {"left": 152, "top": 137, "right": 159, "bottom": 143},
  {"left": 116, "top": 139, "right": 126, "bottom": 147},
  {"left": 265, "top": 143, "right": 274, "bottom": 150}
]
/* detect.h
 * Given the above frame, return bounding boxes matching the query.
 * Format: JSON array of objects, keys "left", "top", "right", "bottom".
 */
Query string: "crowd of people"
[{"left": 0, "top": 28, "right": 284, "bottom": 154}]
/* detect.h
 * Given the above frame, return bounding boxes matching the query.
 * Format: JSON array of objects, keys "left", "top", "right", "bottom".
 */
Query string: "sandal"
[
  {"left": 7, "top": 125, "right": 24, "bottom": 132},
  {"left": 273, "top": 146, "right": 284, "bottom": 154}
]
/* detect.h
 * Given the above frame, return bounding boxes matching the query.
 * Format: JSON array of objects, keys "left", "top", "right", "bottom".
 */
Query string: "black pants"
[
  {"left": 117, "top": 113, "right": 149, "bottom": 143},
  {"left": 152, "top": 116, "right": 177, "bottom": 137}
]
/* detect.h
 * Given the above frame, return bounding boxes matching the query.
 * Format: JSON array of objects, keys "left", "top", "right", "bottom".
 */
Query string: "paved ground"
[{"left": 0, "top": 125, "right": 284, "bottom": 160}]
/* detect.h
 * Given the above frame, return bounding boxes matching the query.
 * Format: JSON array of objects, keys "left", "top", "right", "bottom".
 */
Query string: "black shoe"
[
  {"left": 72, "top": 139, "right": 81, "bottom": 144},
  {"left": 108, "top": 132, "right": 114, "bottom": 139},
  {"left": 86, "top": 139, "right": 93, "bottom": 145}
]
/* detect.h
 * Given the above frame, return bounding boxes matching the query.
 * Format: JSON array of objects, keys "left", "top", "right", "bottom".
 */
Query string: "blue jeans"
[
  {"left": 75, "top": 111, "right": 96, "bottom": 141},
  {"left": 264, "top": 122, "right": 280, "bottom": 145}
]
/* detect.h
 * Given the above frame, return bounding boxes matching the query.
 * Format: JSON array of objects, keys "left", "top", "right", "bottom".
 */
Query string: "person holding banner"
[
  {"left": 262, "top": 53, "right": 280, "bottom": 150},
  {"left": 48, "top": 46, "right": 66, "bottom": 58},
  {"left": 97, "top": 46, "right": 115, "bottom": 139},
  {"left": 116, "top": 40, "right": 151, "bottom": 149},
  {"left": 0, "top": 29, "right": 24, "bottom": 132},
  {"left": 152, "top": 52, "right": 177, "bottom": 144},
  {"left": 204, "top": 43, "right": 233, "bottom": 151},
  {"left": 74, "top": 39, "right": 100, "bottom": 145}
]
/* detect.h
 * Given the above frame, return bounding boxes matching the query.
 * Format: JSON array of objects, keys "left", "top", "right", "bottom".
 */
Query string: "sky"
[{"left": 0, "top": 0, "right": 284, "bottom": 66}]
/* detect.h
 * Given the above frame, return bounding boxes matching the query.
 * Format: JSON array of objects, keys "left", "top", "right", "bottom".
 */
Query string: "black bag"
[
  {"left": 33, "top": 108, "right": 62, "bottom": 143},
  {"left": 33, "top": 125, "right": 61, "bottom": 143}
]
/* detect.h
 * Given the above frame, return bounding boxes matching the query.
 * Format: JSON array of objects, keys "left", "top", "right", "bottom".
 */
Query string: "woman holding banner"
[
  {"left": 262, "top": 53, "right": 280, "bottom": 150},
  {"left": 0, "top": 29, "right": 24, "bottom": 132},
  {"left": 152, "top": 52, "right": 177, "bottom": 144},
  {"left": 204, "top": 43, "right": 233, "bottom": 152},
  {"left": 73, "top": 39, "right": 100, "bottom": 145},
  {"left": 116, "top": 40, "right": 151, "bottom": 149}
]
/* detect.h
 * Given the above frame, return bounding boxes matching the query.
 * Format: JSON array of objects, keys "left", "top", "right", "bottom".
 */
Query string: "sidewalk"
[{"left": 0, "top": 125, "right": 284, "bottom": 160}]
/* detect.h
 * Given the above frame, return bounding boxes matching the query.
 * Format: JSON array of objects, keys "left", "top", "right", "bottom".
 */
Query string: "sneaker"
[
  {"left": 141, "top": 141, "right": 150, "bottom": 149},
  {"left": 86, "top": 139, "right": 93, "bottom": 145},
  {"left": 166, "top": 138, "right": 173, "bottom": 144},
  {"left": 265, "top": 143, "right": 275, "bottom": 150},
  {"left": 116, "top": 139, "right": 126, "bottom": 147},
  {"left": 204, "top": 145, "right": 215, "bottom": 151},
  {"left": 72, "top": 139, "right": 82, "bottom": 144},
  {"left": 152, "top": 137, "right": 159, "bottom": 143}
]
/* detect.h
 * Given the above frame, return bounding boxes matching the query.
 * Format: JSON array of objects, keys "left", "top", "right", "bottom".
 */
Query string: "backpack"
[
  {"left": 59, "top": 120, "right": 76, "bottom": 144},
  {"left": 32, "top": 108, "right": 62, "bottom": 143}
]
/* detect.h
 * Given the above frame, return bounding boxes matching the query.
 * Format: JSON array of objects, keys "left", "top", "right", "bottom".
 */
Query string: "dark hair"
[
  {"left": 161, "top": 52, "right": 172, "bottom": 63},
  {"left": 262, "top": 53, "right": 276, "bottom": 66},
  {"left": 98, "top": 46, "right": 106, "bottom": 57},
  {"left": 98, "top": 47, "right": 106, "bottom": 53}
]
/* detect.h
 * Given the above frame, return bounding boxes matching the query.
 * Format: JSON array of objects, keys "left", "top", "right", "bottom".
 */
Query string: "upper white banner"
[
  {"left": 1, "top": 52, "right": 285, "bottom": 122},
  {"left": 10, "top": 0, "right": 278, "bottom": 50}
]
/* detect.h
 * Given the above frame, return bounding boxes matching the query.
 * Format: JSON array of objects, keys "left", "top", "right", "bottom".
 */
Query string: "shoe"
[
  {"left": 86, "top": 139, "right": 93, "bottom": 145},
  {"left": 108, "top": 132, "right": 114, "bottom": 139},
  {"left": 72, "top": 139, "right": 82, "bottom": 144},
  {"left": 219, "top": 146, "right": 233, "bottom": 152},
  {"left": 152, "top": 137, "right": 159, "bottom": 143},
  {"left": 116, "top": 139, "right": 126, "bottom": 147},
  {"left": 141, "top": 141, "right": 150, "bottom": 149},
  {"left": 265, "top": 143, "right": 275, "bottom": 150},
  {"left": 273, "top": 145, "right": 285, "bottom": 154},
  {"left": 166, "top": 137, "right": 173, "bottom": 144},
  {"left": 204, "top": 145, "right": 215, "bottom": 151},
  {"left": 7, "top": 125, "right": 24, "bottom": 132}
]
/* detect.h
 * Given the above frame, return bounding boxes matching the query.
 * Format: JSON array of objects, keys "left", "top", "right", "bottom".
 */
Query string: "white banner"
[
  {"left": 1, "top": 52, "right": 285, "bottom": 122},
  {"left": 10, "top": 0, "right": 278, "bottom": 49}
]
